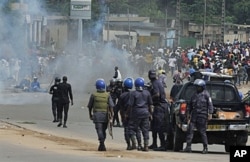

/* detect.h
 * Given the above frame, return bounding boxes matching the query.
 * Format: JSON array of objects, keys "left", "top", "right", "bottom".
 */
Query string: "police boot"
[
  {"left": 142, "top": 140, "right": 149, "bottom": 152},
  {"left": 153, "top": 145, "right": 167, "bottom": 151},
  {"left": 63, "top": 121, "right": 67, "bottom": 128},
  {"left": 137, "top": 142, "right": 142, "bottom": 151},
  {"left": 202, "top": 144, "right": 208, "bottom": 154},
  {"left": 154, "top": 138, "right": 167, "bottom": 151},
  {"left": 57, "top": 119, "right": 62, "bottom": 127},
  {"left": 149, "top": 133, "right": 157, "bottom": 149},
  {"left": 148, "top": 143, "right": 157, "bottom": 149},
  {"left": 128, "top": 135, "right": 137, "bottom": 150},
  {"left": 183, "top": 144, "right": 192, "bottom": 153},
  {"left": 98, "top": 142, "right": 106, "bottom": 151},
  {"left": 126, "top": 141, "right": 131, "bottom": 150}
]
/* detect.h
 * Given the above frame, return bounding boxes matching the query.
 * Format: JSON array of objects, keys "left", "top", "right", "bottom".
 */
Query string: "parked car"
[{"left": 168, "top": 72, "right": 250, "bottom": 152}]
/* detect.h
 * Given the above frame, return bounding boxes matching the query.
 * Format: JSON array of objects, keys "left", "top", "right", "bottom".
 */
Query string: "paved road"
[
  {"left": 1, "top": 72, "right": 250, "bottom": 162},
  {"left": 1, "top": 89, "right": 248, "bottom": 162}
]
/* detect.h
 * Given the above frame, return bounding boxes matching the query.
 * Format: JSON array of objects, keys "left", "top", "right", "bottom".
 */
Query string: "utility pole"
[
  {"left": 175, "top": 0, "right": 181, "bottom": 48},
  {"left": 107, "top": 6, "right": 110, "bottom": 42},
  {"left": 78, "top": 18, "right": 83, "bottom": 51},
  {"left": 221, "top": 0, "right": 225, "bottom": 43},
  {"left": 202, "top": 0, "right": 206, "bottom": 47},
  {"left": 165, "top": 8, "right": 168, "bottom": 47},
  {"left": 127, "top": 8, "right": 130, "bottom": 50}
]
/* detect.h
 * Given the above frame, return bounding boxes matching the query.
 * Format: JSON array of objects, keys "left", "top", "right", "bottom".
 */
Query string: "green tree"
[
  {"left": 25, "top": 0, "right": 250, "bottom": 25},
  {"left": 233, "top": 0, "right": 250, "bottom": 24}
]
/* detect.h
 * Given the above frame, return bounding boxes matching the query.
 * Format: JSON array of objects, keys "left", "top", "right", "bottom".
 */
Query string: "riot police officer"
[
  {"left": 183, "top": 79, "right": 213, "bottom": 154},
  {"left": 112, "top": 79, "right": 123, "bottom": 127},
  {"left": 107, "top": 78, "right": 120, "bottom": 127},
  {"left": 148, "top": 69, "right": 170, "bottom": 151},
  {"left": 117, "top": 77, "right": 142, "bottom": 150},
  {"left": 87, "top": 79, "right": 115, "bottom": 151},
  {"left": 127, "top": 77, "right": 153, "bottom": 151},
  {"left": 49, "top": 77, "right": 61, "bottom": 122}
]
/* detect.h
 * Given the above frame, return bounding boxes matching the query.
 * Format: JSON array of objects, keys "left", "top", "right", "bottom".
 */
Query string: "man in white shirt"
[
  {"left": 168, "top": 56, "right": 177, "bottom": 77},
  {"left": 154, "top": 57, "right": 166, "bottom": 71},
  {"left": 113, "top": 66, "right": 122, "bottom": 81}
]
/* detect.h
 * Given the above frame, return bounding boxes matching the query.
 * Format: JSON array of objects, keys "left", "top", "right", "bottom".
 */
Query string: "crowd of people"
[
  {"left": 85, "top": 38, "right": 250, "bottom": 153},
  {"left": 3, "top": 38, "right": 250, "bottom": 153},
  {"left": 131, "top": 39, "right": 250, "bottom": 86}
]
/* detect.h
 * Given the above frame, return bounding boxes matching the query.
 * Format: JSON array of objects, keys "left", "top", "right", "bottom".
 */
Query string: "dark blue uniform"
[
  {"left": 128, "top": 89, "right": 153, "bottom": 151},
  {"left": 185, "top": 89, "right": 213, "bottom": 151},
  {"left": 112, "top": 82, "right": 123, "bottom": 126},
  {"left": 149, "top": 79, "right": 170, "bottom": 150},
  {"left": 117, "top": 89, "right": 142, "bottom": 150},
  {"left": 107, "top": 81, "right": 122, "bottom": 126},
  {"left": 106, "top": 83, "right": 117, "bottom": 103}
]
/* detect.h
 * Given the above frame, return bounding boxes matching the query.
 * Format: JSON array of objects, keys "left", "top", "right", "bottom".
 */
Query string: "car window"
[
  {"left": 181, "top": 85, "right": 196, "bottom": 101},
  {"left": 180, "top": 83, "right": 237, "bottom": 102},
  {"left": 209, "top": 86, "right": 236, "bottom": 102}
]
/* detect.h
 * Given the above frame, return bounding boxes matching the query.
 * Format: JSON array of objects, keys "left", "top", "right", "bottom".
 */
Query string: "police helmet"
[
  {"left": 95, "top": 78, "right": 106, "bottom": 90},
  {"left": 193, "top": 79, "right": 206, "bottom": 88},
  {"left": 123, "top": 77, "right": 133, "bottom": 89},
  {"left": 135, "top": 77, "right": 145, "bottom": 88},
  {"left": 148, "top": 69, "right": 157, "bottom": 80}
]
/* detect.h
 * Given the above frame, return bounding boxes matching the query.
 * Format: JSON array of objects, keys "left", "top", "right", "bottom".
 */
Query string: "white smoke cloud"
[{"left": 0, "top": 0, "right": 138, "bottom": 105}]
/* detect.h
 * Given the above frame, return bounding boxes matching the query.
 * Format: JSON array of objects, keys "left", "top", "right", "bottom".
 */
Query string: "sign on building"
[{"left": 70, "top": 0, "right": 91, "bottom": 19}]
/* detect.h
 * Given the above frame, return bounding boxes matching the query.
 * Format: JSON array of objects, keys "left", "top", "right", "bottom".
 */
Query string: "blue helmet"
[
  {"left": 194, "top": 79, "right": 206, "bottom": 88},
  {"left": 123, "top": 77, "right": 133, "bottom": 89},
  {"left": 135, "top": 77, "right": 145, "bottom": 88},
  {"left": 95, "top": 79, "right": 106, "bottom": 90}
]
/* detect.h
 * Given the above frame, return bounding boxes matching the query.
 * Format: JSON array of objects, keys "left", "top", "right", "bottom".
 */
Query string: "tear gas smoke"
[{"left": 0, "top": 0, "right": 138, "bottom": 105}]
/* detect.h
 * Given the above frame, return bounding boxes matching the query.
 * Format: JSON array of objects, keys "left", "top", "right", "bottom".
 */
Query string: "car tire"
[
  {"left": 224, "top": 143, "right": 230, "bottom": 152},
  {"left": 173, "top": 125, "right": 184, "bottom": 151},
  {"left": 236, "top": 131, "right": 248, "bottom": 146},
  {"left": 167, "top": 132, "right": 174, "bottom": 150},
  {"left": 225, "top": 132, "right": 248, "bottom": 152}
]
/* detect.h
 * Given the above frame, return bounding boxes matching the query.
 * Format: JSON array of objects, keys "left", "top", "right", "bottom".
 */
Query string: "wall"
[
  {"left": 46, "top": 19, "right": 68, "bottom": 50},
  {"left": 102, "top": 29, "right": 137, "bottom": 49}
]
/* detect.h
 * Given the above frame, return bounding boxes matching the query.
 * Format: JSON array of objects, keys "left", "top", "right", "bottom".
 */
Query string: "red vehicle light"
[
  {"left": 245, "top": 105, "right": 250, "bottom": 117},
  {"left": 180, "top": 103, "right": 187, "bottom": 114}
]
